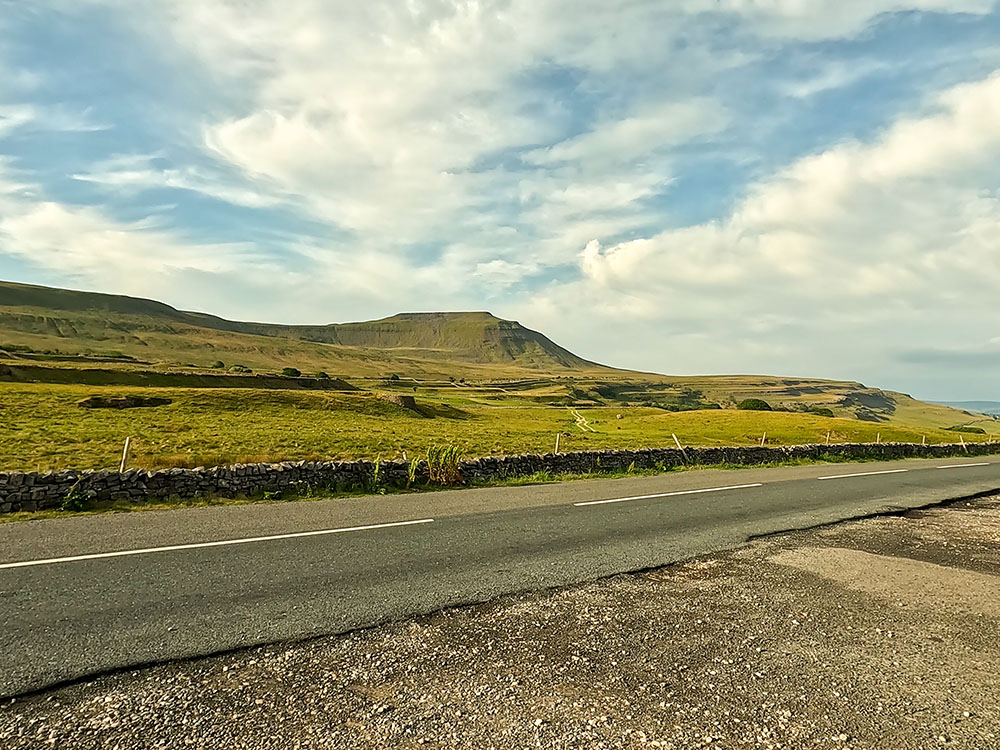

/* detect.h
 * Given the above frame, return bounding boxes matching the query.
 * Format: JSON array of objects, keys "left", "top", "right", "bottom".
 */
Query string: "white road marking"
[
  {"left": 574, "top": 483, "right": 763, "bottom": 507},
  {"left": 0, "top": 518, "right": 435, "bottom": 570},
  {"left": 817, "top": 469, "right": 909, "bottom": 481},
  {"left": 936, "top": 462, "right": 991, "bottom": 470}
]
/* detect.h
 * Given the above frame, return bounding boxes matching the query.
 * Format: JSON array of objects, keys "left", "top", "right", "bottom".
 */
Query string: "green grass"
[{"left": 1, "top": 382, "right": 994, "bottom": 473}]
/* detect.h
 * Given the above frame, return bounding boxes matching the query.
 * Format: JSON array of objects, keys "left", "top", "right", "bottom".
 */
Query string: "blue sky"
[{"left": 1, "top": 1, "right": 999, "bottom": 399}]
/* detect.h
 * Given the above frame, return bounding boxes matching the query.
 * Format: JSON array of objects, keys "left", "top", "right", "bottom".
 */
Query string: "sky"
[{"left": 0, "top": 1, "right": 998, "bottom": 400}]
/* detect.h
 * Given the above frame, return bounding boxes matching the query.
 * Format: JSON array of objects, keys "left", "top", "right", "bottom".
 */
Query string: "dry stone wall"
[{"left": 1, "top": 442, "right": 998, "bottom": 514}]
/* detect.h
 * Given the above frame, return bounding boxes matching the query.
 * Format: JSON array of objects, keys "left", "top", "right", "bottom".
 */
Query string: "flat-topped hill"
[{"left": 0, "top": 280, "right": 605, "bottom": 375}]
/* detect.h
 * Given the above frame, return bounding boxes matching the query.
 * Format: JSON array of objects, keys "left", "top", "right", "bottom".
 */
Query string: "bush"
[
  {"left": 737, "top": 398, "right": 773, "bottom": 412},
  {"left": 210, "top": 360, "right": 225, "bottom": 369},
  {"left": 229, "top": 364, "right": 252, "bottom": 373},
  {"left": 944, "top": 425, "right": 987, "bottom": 435},
  {"left": 61, "top": 488, "right": 94, "bottom": 512},
  {"left": 281, "top": 367, "right": 302, "bottom": 378},
  {"left": 808, "top": 407, "right": 835, "bottom": 418},
  {"left": 315, "top": 371, "right": 330, "bottom": 379}
]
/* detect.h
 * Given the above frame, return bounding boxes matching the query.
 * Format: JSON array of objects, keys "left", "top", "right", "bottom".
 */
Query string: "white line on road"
[
  {"left": 0, "top": 518, "right": 435, "bottom": 570},
  {"left": 817, "top": 469, "right": 909, "bottom": 481},
  {"left": 574, "top": 483, "right": 763, "bottom": 507},
  {"left": 936, "top": 462, "right": 991, "bottom": 470}
]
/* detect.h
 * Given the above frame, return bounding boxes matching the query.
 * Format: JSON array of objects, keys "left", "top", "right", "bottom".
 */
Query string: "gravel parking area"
[{"left": 2, "top": 496, "right": 998, "bottom": 749}]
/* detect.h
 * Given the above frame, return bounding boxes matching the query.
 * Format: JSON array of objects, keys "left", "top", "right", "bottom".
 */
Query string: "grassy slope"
[{"left": 2, "top": 383, "right": 993, "bottom": 472}]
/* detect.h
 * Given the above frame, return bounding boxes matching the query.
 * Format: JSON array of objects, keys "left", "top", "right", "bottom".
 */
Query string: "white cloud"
[
  {"left": 0, "top": 202, "right": 245, "bottom": 277},
  {"left": 579, "top": 70, "right": 1000, "bottom": 297},
  {"left": 0, "top": 104, "right": 109, "bottom": 137},
  {"left": 0, "top": 105, "right": 34, "bottom": 138},
  {"left": 0, "top": 160, "right": 260, "bottom": 303},
  {"left": 524, "top": 98, "right": 729, "bottom": 167},
  {"left": 73, "top": 153, "right": 284, "bottom": 209},
  {"left": 707, "top": 0, "right": 996, "bottom": 39},
  {"left": 524, "top": 69, "right": 1000, "bottom": 387},
  {"left": 779, "top": 59, "right": 892, "bottom": 99},
  {"left": 55, "top": 0, "right": 990, "bottom": 292},
  {"left": 473, "top": 258, "right": 541, "bottom": 289}
]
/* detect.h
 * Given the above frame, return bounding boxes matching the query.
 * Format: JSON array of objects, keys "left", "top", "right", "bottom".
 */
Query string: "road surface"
[{"left": 1, "top": 456, "right": 997, "bottom": 698}]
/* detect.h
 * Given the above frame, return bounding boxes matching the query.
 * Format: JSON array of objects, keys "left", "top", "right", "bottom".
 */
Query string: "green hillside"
[{"left": 0, "top": 280, "right": 607, "bottom": 377}]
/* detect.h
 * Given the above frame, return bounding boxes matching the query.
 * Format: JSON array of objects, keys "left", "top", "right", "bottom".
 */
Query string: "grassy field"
[{"left": 2, "top": 383, "right": 994, "bottom": 472}]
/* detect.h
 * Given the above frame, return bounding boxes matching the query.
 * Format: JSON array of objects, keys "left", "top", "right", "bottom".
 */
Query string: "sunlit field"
[{"left": 2, "top": 383, "right": 994, "bottom": 472}]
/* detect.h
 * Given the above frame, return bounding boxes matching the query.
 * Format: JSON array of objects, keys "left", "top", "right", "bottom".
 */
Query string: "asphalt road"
[{"left": 1, "top": 456, "right": 998, "bottom": 698}]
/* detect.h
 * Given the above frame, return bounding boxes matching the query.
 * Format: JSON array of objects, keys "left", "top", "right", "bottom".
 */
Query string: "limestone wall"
[{"left": 2, "top": 442, "right": 998, "bottom": 514}]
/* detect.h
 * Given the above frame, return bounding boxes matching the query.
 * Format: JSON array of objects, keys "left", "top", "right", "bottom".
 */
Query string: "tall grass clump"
[
  {"left": 426, "top": 445, "right": 463, "bottom": 486},
  {"left": 406, "top": 457, "right": 421, "bottom": 490}
]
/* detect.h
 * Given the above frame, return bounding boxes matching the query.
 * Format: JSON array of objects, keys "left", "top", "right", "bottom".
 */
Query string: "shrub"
[
  {"left": 808, "top": 407, "right": 835, "bottom": 418},
  {"left": 210, "top": 360, "right": 225, "bottom": 369},
  {"left": 388, "top": 373, "right": 400, "bottom": 381},
  {"left": 737, "top": 398, "right": 773, "bottom": 412},
  {"left": 281, "top": 367, "right": 302, "bottom": 378},
  {"left": 229, "top": 364, "right": 252, "bottom": 373},
  {"left": 315, "top": 371, "right": 330, "bottom": 379},
  {"left": 61, "top": 487, "right": 94, "bottom": 512}
]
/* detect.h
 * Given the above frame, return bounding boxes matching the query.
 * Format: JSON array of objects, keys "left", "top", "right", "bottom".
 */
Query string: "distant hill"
[
  {"left": 934, "top": 401, "right": 1000, "bottom": 416},
  {"left": 1, "top": 279, "right": 994, "bottom": 438},
  {"left": 0, "top": 280, "right": 606, "bottom": 376}
]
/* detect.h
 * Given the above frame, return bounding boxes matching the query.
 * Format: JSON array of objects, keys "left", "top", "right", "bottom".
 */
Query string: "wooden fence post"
[
  {"left": 119, "top": 437, "right": 132, "bottom": 472},
  {"left": 672, "top": 433, "right": 689, "bottom": 462}
]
